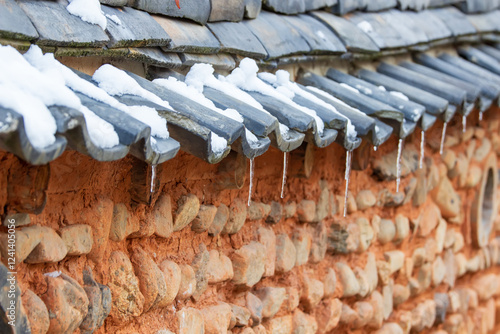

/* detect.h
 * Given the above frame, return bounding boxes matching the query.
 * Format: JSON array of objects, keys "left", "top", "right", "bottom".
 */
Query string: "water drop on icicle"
[
  {"left": 280, "top": 152, "right": 288, "bottom": 199},
  {"left": 479, "top": 112, "right": 483, "bottom": 122},
  {"left": 248, "top": 158, "right": 255, "bottom": 206},
  {"left": 343, "top": 150, "right": 352, "bottom": 218},
  {"left": 439, "top": 122, "right": 447, "bottom": 156},
  {"left": 150, "top": 164, "right": 157, "bottom": 194},
  {"left": 462, "top": 115, "right": 467, "bottom": 133},
  {"left": 419, "top": 130, "right": 425, "bottom": 169},
  {"left": 396, "top": 139, "right": 404, "bottom": 193}
]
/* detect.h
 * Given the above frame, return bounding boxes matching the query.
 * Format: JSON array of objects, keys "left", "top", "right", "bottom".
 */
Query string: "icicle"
[
  {"left": 343, "top": 150, "right": 352, "bottom": 217},
  {"left": 462, "top": 115, "right": 467, "bottom": 133},
  {"left": 479, "top": 111, "right": 483, "bottom": 122},
  {"left": 419, "top": 130, "right": 425, "bottom": 169},
  {"left": 248, "top": 158, "right": 255, "bottom": 206},
  {"left": 150, "top": 164, "right": 157, "bottom": 194},
  {"left": 280, "top": 152, "right": 288, "bottom": 199},
  {"left": 439, "top": 122, "right": 447, "bottom": 155},
  {"left": 373, "top": 145, "right": 378, "bottom": 152},
  {"left": 396, "top": 139, "right": 404, "bottom": 193}
]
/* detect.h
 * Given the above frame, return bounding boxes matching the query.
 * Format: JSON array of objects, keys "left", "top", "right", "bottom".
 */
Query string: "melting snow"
[
  {"left": 390, "top": 91, "right": 409, "bottom": 101},
  {"left": 66, "top": 0, "right": 107, "bottom": 30},
  {"left": 105, "top": 14, "right": 121, "bottom": 25},
  {"left": 210, "top": 132, "right": 228, "bottom": 157},
  {"left": 378, "top": 85, "right": 387, "bottom": 91},
  {"left": 340, "top": 83, "right": 360, "bottom": 94},
  {"left": 355, "top": 84, "right": 372, "bottom": 95}
]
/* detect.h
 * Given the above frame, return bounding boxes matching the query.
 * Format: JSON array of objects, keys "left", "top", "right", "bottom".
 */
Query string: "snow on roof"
[{"left": 66, "top": 0, "right": 107, "bottom": 30}]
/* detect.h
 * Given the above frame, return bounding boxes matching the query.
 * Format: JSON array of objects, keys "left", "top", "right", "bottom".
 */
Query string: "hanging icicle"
[
  {"left": 248, "top": 158, "right": 255, "bottom": 206},
  {"left": 462, "top": 115, "right": 467, "bottom": 134},
  {"left": 419, "top": 130, "right": 425, "bottom": 169},
  {"left": 280, "top": 152, "right": 288, "bottom": 199},
  {"left": 439, "top": 122, "right": 448, "bottom": 155},
  {"left": 396, "top": 139, "right": 404, "bottom": 193},
  {"left": 373, "top": 145, "right": 378, "bottom": 152},
  {"left": 343, "top": 150, "right": 352, "bottom": 217},
  {"left": 150, "top": 164, "right": 157, "bottom": 195},
  {"left": 479, "top": 111, "right": 483, "bottom": 122}
]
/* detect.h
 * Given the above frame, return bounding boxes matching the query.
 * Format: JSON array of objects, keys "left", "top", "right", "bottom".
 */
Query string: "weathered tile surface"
[
  {"left": 209, "top": 0, "right": 245, "bottom": 22},
  {"left": 18, "top": 0, "right": 109, "bottom": 47},
  {"left": 262, "top": 0, "right": 305, "bottom": 14},
  {"left": 0, "top": 0, "right": 38, "bottom": 40},
  {"left": 207, "top": 21, "right": 268, "bottom": 58},
  {"left": 348, "top": 12, "right": 409, "bottom": 49},
  {"left": 304, "top": 0, "right": 337, "bottom": 11},
  {"left": 131, "top": 0, "right": 211, "bottom": 25},
  {"left": 102, "top": 5, "right": 171, "bottom": 48}
]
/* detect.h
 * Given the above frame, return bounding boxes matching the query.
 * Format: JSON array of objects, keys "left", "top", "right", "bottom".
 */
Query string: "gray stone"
[
  {"left": 292, "top": 309, "right": 318, "bottom": 334},
  {"left": 99, "top": 0, "right": 127, "bottom": 5},
  {"left": 266, "top": 201, "right": 283, "bottom": 225},
  {"left": 200, "top": 303, "right": 232, "bottom": 334},
  {"left": 373, "top": 145, "right": 419, "bottom": 181},
  {"left": 255, "top": 287, "right": 286, "bottom": 319},
  {"left": 327, "top": 223, "right": 359, "bottom": 254},
  {"left": 413, "top": 169, "right": 427, "bottom": 206},
  {"left": 134, "top": 0, "right": 211, "bottom": 25},
  {"left": 284, "top": 202, "right": 297, "bottom": 218},
  {"left": 208, "top": 204, "right": 229, "bottom": 236},
  {"left": 430, "top": 176, "right": 460, "bottom": 219},
  {"left": 191, "top": 205, "right": 217, "bottom": 233},
  {"left": 110, "top": 203, "right": 129, "bottom": 242},
  {"left": 357, "top": 217, "right": 374, "bottom": 252},
  {"left": 305, "top": 0, "right": 337, "bottom": 11},
  {"left": 18, "top": 0, "right": 108, "bottom": 47},
  {"left": 2, "top": 213, "right": 30, "bottom": 227},
  {"left": 232, "top": 241, "right": 266, "bottom": 287},
  {"left": 158, "top": 260, "right": 181, "bottom": 306},
  {"left": 434, "top": 293, "right": 449, "bottom": 324},
  {"left": 25, "top": 226, "right": 68, "bottom": 264},
  {"left": 243, "top": 0, "right": 261, "bottom": 18},
  {"left": 300, "top": 275, "right": 324, "bottom": 311},
  {"left": 262, "top": 0, "right": 305, "bottom": 14},
  {"left": 354, "top": 267, "right": 369, "bottom": 297},
  {"left": 393, "top": 284, "right": 410, "bottom": 306},
  {"left": 222, "top": 198, "right": 247, "bottom": 234},
  {"left": 309, "top": 221, "right": 327, "bottom": 263},
  {"left": 314, "top": 180, "right": 331, "bottom": 222},
  {"left": 180, "top": 53, "right": 236, "bottom": 72},
  {"left": 101, "top": 5, "right": 171, "bottom": 48},
  {"left": 177, "top": 307, "right": 204, "bottom": 334},
  {"left": 206, "top": 250, "right": 233, "bottom": 284},
  {"left": 0, "top": 0, "right": 38, "bottom": 41},
  {"left": 208, "top": 0, "right": 245, "bottom": 22},
  {"left": 323, "top": 268, "right": 337, "bottom": 298},
  {"left": 247, "top": 202, "right": 271, "bottom": 220},
  {"left": 59, "top": 224, "right": 93, "bottom": 256},
  {"left": 22, "top": 289, "right": 49, "bottom": 334},
  {"left": 80, "top": 267, "right": 112, "bottom": 334},
  {"left": 297, "top": 200, "right": 316, "bottom": 223},
  {"left": 230, "top": 304, "right": 251, "bottom": 327},
  {"left": 394, "top": 214, "right": 409, "bottom": 243},
  {"left": 153, "top": 15, "right": 220, "bottom": 53},
  {"left": 191, "top": 244, "right": 210, "bottom": 301},
  {"left": 356, "top": 190, "right": 377, "bottom": 210},
  {"left": 173, "top": 194, "right": 200, "bottom": 232},
  {"left": 275, "top": 234, "right": 296, "bottom": 273},
  {"left": 246, "top": 292, "right": 263, "bottom": 325},
  {"left": 258, "top": 227, "right": 276, "bottom": 277},
  {"left": 129, "top": 48, "right": 183, "bottom": 69},
  {"left": 177, "top": 265, "right": 196, "bottom": 300}
]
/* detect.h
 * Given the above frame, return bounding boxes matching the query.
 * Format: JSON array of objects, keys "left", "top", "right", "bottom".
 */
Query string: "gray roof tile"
[
  {"left": 18, "top": 0, "right": 109, "bottom": 47},
  {"left": 208, "top": 0, "right": 245, "bottom": 22},
  {"left": 262, "top": 0, "right": 306, "bottom": 14},
  {"left": 131, "top": 0, "right": 211, "bottom": 25},
  {"left": 348, "top": 12, "right": 409, "bottom": 49},
  {"left": 0, "top": 0, "right": 38, "bottom": 41}
]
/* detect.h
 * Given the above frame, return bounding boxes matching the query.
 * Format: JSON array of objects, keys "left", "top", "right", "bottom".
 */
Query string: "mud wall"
[{"left": 1, "top": 107, "right": 500, "bottom": 334}]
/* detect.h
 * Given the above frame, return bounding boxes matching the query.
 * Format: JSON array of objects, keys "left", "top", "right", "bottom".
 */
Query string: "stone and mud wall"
[{"left": 1, "top": 107, "right": 500, "bottom": 334}]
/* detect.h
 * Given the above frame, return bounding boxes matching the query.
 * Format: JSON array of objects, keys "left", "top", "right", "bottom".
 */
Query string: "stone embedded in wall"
[
  {"left": 393, "top": 284, "right": 410, "bottom": 306},
  {"left": 231, "top": 241, "right": 266, "bottom": 287},
  {"left": 300, "top": 274, "right": 324, "bottom": 311},
  {"left": 59, "top": 224, "right": 93, "bottom": 256},
  {"left": 430, "top": 176, "right": 460, "bottom": 219},
  {"left": 208, "top": 204, "right": 229, "bottom": 236},
  {"left": 368, "top": 291, "right": 384, "bottom": 329},
  {"left": 283, "top": 202, "right": 297, "bottom": 219},
  {"left": 255, "top": 287, "right": 286, "bottom": 319},
  {"left": 222, "top": 198, "right": 247, "bottom": 234},
  {"left": 248, "top": 202, "right": 271, "bottom": 220},
  {"left": 353, "top": 267, "right": 369, "bottom": 297},
  {"left": 356, "top": 190, "right": 376, "bottom": 210},
  {"left": 80, "top": 267, "right": 112, "bottom": 334},
  {"left": 191, "top": 244, "right": 210, "bottom": 301},
  {"left": 173, "top": 194, "right": 200, "bottom": 232},
  {"left": 81, "top": 197, "right": 114, "bottom": 264},
  {"left": 378, "top": 219, "right": 395, "bottom": 244},
  {"left": 41, "top": 273, "right": 89, "bottom": 334},
  {"left": 403, "top": 177, "right": 417, "bottom": 205},
  {"left": 258, "top": 226, "right": 276, "bottom": 277},
  {"left": 191, "top": 204, "right": 217, "bottom": 233},
  {"left": 297, "top": 200, "right": 316, "bottom": 223},
  {"left": 130, "top": 247, "right": 168, "bottom": 312},
  {"left": 245, "top": 292, "right": 264, "bottom": 325},
  {"left": 411, "top": 300, "right": 436, "bottom": 331},
  {"left": 473, "top": 138, "right": 491, "bottom": 162},
  {"left": 230, "top": 304, "right": 251, "bottom": 327},
  {"left": 315, "top": 298, "right": 342, "bottom": 333},
  {"left": 266, "top": 201, "right": 283, "bottom": 224},
  {"left": 376, "top": 260, "right": 391, "bottom": 286},
  {"left": 0, "top": 225, "right": 42, "bottom": 265},
  {"left": 323, "top": 268, "right": 337, "bottom": 298},
  {"left": 2, "top": 213, "right": 30, "bottom": 227},
  {"left": 158, "top": 260, "right": 181, "bottom": 306},
  {"left": 373, "top": 145, "right": 419, "bottom": 181},
  {"left": 394, "top": 215, "right": 409, "bottom": 243},
  {"left": 336, "top": 262, "right": 360, "bottom": 297},
  {"left": 414, "top": 202, "right": 441, "bottom": 237},
  {"left": 384, "top": 251, "right": 405, "bottom": 275},
  {"left": 314, "top": 180, "right": 330, "bottom": 222},
  {"left": 177, "top": 264, "right": 196, "bottom": 300},
  {"left": 413, "top": 168, "right": 427, "bottom": 206},
  {"left": 327, "top": 223, "right": 359, "bottom": 254},
  {"left": 292, "top": 308, "right": 318, "bottom": 334},
  {"left": 382, "top": 279, "right": 393, "bottom": 320},
  {"left": 356, "top": 217, "right": 374, "bottom": 252},
  {"left": 365, "top": 253, "right": 378, "bottom": 293},
  {"left": 472, "top": 274, "right": 499, "bottom": 301},
  {"left": 153, "top": 195, "right": 174, "bottom": 238},
  {"left": 275, "top": 234, "right": 297, "bottom": 273},
  {"left": 24, "top": 226, "right": 68, "bottom": 264},
  {"left": 292, "top": 228, "right": 312, "bottom": 266},
  {"left": 263, "top": 315, "right": 293, "bottom": 333},
  {"left": 206, "top": 250, "right": 233, "bottom": 284},
  {"left": 374, "top": 323, "right": 404, "bottom": 334},
  {"left": 309, "top": 221, "right": 327, "bottom": 263},
  {"left": 21, "top": 289, "right": 49, "bottom": 334},
  {"left": 200, "top": 303, "right": 232, "bottom": 334},
  {"left": 110, "top": 203, "right": 130, "bottom": 242},
  {"left": 432, "top": 256, "right": 445, "bottom": 286},
  {"left": 108, "top": 251, "right": 144, "bottom": 322},
  {"left": 178, "top": 307, "right": 205, "bottom": 334}
]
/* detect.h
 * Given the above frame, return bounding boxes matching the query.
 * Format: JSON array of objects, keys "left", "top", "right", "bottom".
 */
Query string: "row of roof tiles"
[
  {"left": 1, "top": 0, "right": 500, "bottom": 67},
  {"left": 1, "top": 43, "right": 500, "bottom": 165}
]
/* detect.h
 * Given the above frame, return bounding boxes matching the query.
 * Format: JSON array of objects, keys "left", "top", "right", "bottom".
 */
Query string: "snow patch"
[
  {"left": 355, "top": 84, "right": 372, "bottom": 95},
  {"left": 105, "top": 14, "right": 121, "bottom": 25},
  {"left": 378, "top": 85, "right": 387, "bottom": 91},
  {"left": 210, "top": 132, "right": 228, "bottom": 156},
  {"left": 66, "top": 0, "right": 107, "bottom": 30},
  {"left": 340, "top": 83, "right": 360, "bottom": 94},
  {"left": 390, "top": 91, "right": 410, "bottom": 101},
  {"left": 357, "top": 21, "right": 374, "bottom": 34},
  {"left": 44, "top": 271, "right": 62, "bottom": 278}
]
